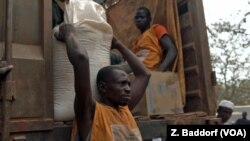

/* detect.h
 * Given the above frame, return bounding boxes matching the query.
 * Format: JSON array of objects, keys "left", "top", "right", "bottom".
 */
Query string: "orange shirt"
[
  {"left": 132, "top": 24, "right": 168, "bottom": 70},
  {"left": 71, "top": 102, "right": 142, "bottom": 141},
  {"left": 90, "top": 102, "right": 142, "bottom": 141}
]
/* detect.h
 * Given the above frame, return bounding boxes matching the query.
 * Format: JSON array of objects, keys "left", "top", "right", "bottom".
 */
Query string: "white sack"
[{"left": 53, "top": 0, "right": 112, "bottom": 121}]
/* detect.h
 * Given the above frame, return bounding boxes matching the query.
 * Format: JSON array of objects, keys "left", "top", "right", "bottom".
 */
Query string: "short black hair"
[
  {"left": 137, "top": 6, "right": 151, "bottom": 20},
  {"left": 96, "top": 65, "right": 124, "bottom": 84}
]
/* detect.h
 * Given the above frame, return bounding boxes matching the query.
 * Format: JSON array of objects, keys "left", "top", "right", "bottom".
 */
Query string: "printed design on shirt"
[
  {"left": 111, "top": 124, "right": 142, "bottom": 141},
  {"left": 135, "top": 49, "right": 149, "bottom": 62}
]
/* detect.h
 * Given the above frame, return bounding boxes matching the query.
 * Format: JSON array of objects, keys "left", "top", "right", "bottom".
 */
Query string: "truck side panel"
[{"left": 0, "top": 0, "right": 53, "bottom": 140}]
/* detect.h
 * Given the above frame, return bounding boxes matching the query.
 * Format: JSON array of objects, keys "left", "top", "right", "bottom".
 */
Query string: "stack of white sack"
[{"left": 53, "top": 0, "right": 113, "bottom": 121}]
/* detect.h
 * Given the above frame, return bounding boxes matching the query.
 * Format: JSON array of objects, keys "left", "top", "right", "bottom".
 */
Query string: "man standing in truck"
[
  {"left": 132, "top": 6, "right": 177, "bottom": 72},
  {"left": 116, "top": 6, "right": 178, "bottom": 74},
  {"left": 55, "top": 24, "right": 150, "bottom": 141}
]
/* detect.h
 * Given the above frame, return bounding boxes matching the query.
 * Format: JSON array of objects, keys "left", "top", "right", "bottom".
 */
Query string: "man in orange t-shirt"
[
  {"left": 55, "top": 24, "right": 150, "bottom": 141},
  {"left": 133, "top": 6, "right": 177, "bottom": 71}
]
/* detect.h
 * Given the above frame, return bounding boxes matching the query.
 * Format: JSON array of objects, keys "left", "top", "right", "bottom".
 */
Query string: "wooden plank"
[
  {"left": 180, "top": 12, "right": 193, "bottom": 31},
  {"left": 9, "top": 118, "right": 53, "bottom": 133},
  {"left": 186, "top": 89, "right": 202, "bottom": 98},
  {"left": 180, "top": 29, "right": 194, "bottom": 45},
  {"left": 183, "top": 49, "right": 197, "bottom": 68},
  {"left": 183, "top": 42, "right": 195, "bottom": 51},
  {"left": 185, "top": 97, "right": 203, "bottom": 112},
  {"left": 137, "top": 120, "right": 167, "bottom": 140},
  {"left": 10, "top": 131, "right": 53, "bottom": 141},
  {"left": 12, "top": 43, "right": 43, "bottom": 60},
  {"left": 184, "top": 66, "right": 199, "bottom": 75},
  {"left": 43, "top": 0, "right": 53, "bottom": 122},
  {"left": 185, "top": 74, "right": 199, "bottom": 92}
]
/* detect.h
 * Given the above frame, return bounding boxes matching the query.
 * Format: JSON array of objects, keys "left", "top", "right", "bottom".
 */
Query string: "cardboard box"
[{"left": 132, "top": 71, "right": 184, "bottom": 116}]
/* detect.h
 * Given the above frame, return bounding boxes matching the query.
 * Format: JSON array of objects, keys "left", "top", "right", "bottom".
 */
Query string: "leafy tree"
[{"left": 207, "top": 9, "right": 250, "bottom": 105}]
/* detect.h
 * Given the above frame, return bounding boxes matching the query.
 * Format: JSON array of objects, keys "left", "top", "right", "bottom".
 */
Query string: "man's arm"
[
  {"left": 158, "top": 35, "right": 178, "bottom": 71},
  {"left": 55, "top": 24, "right": 94, "bottom": 141},
  {"left": 112, "top": 38, "right": 151, "bottom": 110}
]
